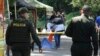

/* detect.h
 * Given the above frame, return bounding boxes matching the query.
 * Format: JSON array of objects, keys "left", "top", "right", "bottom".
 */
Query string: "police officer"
[
  {"left": 6, "top": 7, "right": 42, "bottom": 56},
  {"left": 65, "top": 5, "right": 98, "bottom": 56}
]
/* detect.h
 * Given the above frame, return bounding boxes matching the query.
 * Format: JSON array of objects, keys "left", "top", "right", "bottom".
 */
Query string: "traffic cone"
[{"left": 48, "top": 33, "right": 54, "bottom": 42}]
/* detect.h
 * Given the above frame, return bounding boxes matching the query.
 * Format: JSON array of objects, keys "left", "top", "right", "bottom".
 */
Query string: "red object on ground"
[{"left": 48, "top": 33, "right": 54, "bottom": 42}]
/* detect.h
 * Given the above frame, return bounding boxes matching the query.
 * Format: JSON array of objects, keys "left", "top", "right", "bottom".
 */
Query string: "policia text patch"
[{"left": 13, "top": 23, "right": 26, "bottom": 27}]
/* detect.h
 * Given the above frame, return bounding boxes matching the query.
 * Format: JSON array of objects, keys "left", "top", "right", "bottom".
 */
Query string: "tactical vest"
[{"left": 9, "top": 20, "right": 31, "bottom": 44}]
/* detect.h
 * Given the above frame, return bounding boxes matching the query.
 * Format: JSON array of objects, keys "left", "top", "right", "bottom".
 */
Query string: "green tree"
[
  {"left": 38, "top": 0, "right": 72, "bottom": 13},
  {"left": 71, "top": 0, "right": 100, "bottom": 14}
]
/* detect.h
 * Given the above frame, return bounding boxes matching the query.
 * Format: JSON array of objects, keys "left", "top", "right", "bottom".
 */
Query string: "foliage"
[
  {"left": 37, "top": 8, "right": 46, "bottom": 20},
  {"left": 8, "top": 0, "right": 15, "bottom": 6},
  {"left": 36, "top": 8, "right": 46, "bottom": 28},
  {"left": 36, "top": 18, "right": 46, "bottom": 28},
  {"left": 38, "top": 0, "right": 72, "bottom": 13},
  {"left": 65, "top": 11, "right": 80, "bottom": 24},
  {"left": 71, "top": 0, "right": 100, "bottom": 13}
]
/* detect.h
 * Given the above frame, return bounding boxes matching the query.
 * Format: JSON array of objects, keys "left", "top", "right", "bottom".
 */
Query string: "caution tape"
[{"left": 37, "top": 32, "right": 65, "bottom": 35}]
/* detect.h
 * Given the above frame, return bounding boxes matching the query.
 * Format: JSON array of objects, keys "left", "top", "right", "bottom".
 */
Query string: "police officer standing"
[
  {"left": 65, "top": 5, "right": 98, "bottom": 56},
  {"left": 6, "top": 7, "right": 42, "bottom": 56}
]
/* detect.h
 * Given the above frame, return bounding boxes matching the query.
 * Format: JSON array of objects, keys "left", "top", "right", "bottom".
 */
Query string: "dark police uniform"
[
  {"left": 65, "top": 14, "right": 98, "bottom": 56},
  {"left": 6, "top": 19, "right": 41, "bottom": 56}
]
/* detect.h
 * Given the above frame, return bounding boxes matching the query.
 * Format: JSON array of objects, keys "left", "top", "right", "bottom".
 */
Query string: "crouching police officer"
[
  {"left": 65, "top": 5, "right": 98, "bottom": 56},
  {"left": 6, "top": 7, "right": 42, "bottom": 56}
]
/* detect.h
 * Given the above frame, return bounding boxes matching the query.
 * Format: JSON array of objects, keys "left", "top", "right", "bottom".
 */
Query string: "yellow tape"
[{"left": 37, "top": 32, "right": 64, "bottom": 35}]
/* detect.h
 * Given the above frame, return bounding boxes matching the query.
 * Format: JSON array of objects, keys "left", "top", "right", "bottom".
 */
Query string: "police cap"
[{"left": 18, "top": 7, "right": 29, "bottom": 14}]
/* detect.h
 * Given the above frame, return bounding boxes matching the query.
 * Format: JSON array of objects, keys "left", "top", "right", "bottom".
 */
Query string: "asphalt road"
[
  {"left": 31, "top": 36, "right": 72, "bottom": 56},
  {"left": 31, "top": 36, "right": 100, "bottom": 56},
  {"left": 5, "top": 36, "right": 100, "bottom": 56}
]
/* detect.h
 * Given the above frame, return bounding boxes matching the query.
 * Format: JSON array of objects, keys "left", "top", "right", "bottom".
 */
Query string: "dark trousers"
[
  {"left": 6, "top": 46, "right": 10, "bottom": 56},
  {"left": 99, "top": 31, "right": 100, "bottom": 48},
  {"left": 99, "top": 40, "right": 100, "bottom": 48},
  {"left": 54, "top": 34, "right": 61, "bottom": 48},
  {"left": 11, "top": 45, "right": 31, "bottom": 56},
  {"left": 71, "top": 43, "right": 92, "bottom": 56}
]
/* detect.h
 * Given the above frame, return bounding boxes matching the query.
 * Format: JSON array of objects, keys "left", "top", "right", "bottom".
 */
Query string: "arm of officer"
[
  {"left": 6, "top": 23, "right": 12, "bottom": 46},
  {"left": 65, "top": 21, "right": 73, "bottom": 37},
  {"left": 91, "top": 24, "right": 98, "bottom": 56},
  {"left": 29, "top": 22, "right": 42, "bottom": 53}
]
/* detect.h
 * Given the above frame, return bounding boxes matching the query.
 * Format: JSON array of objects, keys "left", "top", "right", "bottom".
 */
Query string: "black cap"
[
  {"left": 18, "top": 7, "right": 29, "bottom": 14},
  {"left": 82, "top": 5, "right": 91, "bottom": 11}
]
